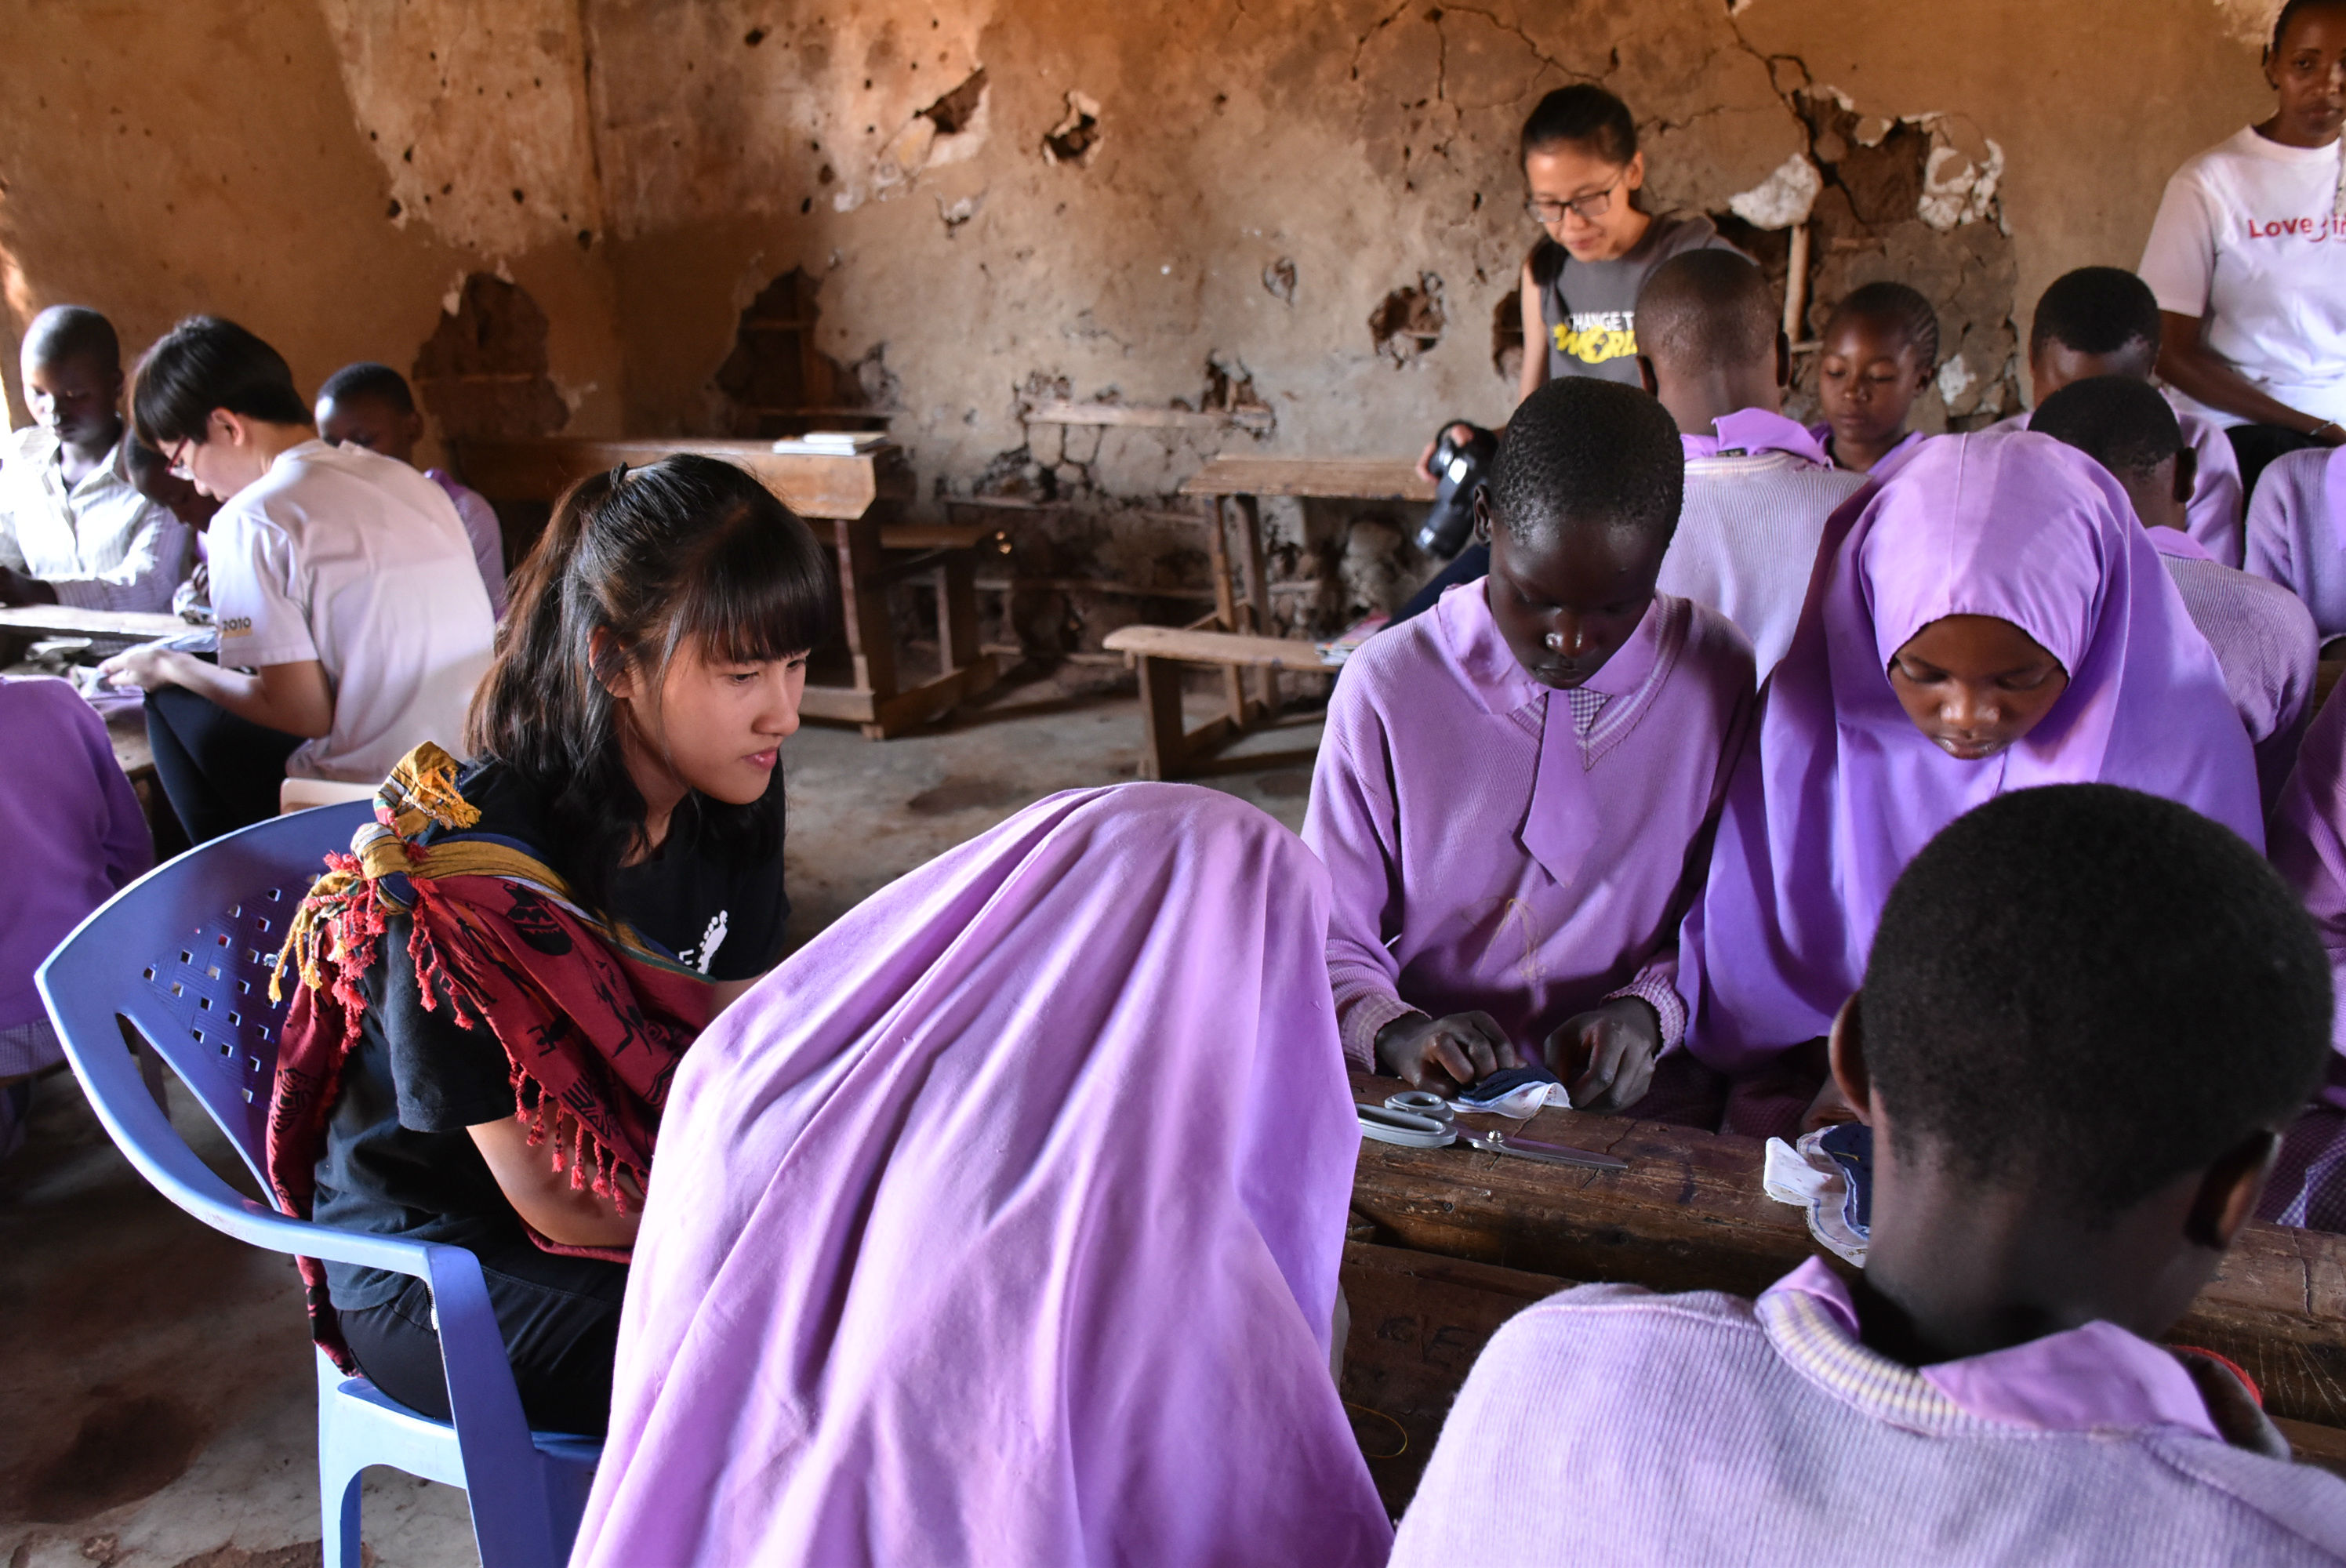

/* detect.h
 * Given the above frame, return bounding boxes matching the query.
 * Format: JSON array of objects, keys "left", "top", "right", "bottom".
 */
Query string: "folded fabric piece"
[
  {"left": 1451, "top": 1062, "right": 1571, "bottom": 1120},
  {"left": 1763, "top": 1124, "right": 1872, "bottom": 1265}
]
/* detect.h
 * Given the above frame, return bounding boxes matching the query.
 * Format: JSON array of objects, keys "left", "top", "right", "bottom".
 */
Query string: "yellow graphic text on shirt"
[{"left": 1554, "top": 310, "right": 1637, "bottom": 367}]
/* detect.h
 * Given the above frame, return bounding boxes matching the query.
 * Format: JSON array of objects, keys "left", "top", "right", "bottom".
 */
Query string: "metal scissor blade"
[{"left": 1461, "top": 1128, "right": 1628, "bottom": 1171}]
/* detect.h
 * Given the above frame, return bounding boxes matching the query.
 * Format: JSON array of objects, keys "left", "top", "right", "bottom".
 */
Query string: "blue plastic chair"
[{"left": 37, "top": 802, "right": 601, "bottom": 1568}]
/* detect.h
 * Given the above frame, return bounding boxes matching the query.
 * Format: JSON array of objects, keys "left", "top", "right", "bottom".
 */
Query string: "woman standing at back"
[
  {"left": 1401, "top": 85, "right": 1742, "bottom": 620},
  {"left": 2141, "top": 0, "right": 2346, "bottom": 495}
]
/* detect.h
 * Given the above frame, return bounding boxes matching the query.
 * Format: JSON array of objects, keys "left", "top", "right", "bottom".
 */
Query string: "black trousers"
[
  {"left": 143, "top": 682, "right": 304, "bottom": 844},
  {"left": 337, "top": 1239, "right": 630, "bottom": 1437},
  {"left": 1390, "top": 540, "right": 1490, "bottom": 630},
  {"left": 2224, "top": 422, "right": 2325, "bottom": 503}
]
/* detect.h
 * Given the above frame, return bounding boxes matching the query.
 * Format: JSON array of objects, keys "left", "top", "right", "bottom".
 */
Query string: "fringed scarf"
[{"left": 264, "top": 742, "right": 712, "bottom": 1369}]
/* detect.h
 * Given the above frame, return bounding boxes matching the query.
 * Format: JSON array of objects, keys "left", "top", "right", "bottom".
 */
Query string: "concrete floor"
[{"left": 0, "top": 674, "right": 1324, "bottom": 1568}]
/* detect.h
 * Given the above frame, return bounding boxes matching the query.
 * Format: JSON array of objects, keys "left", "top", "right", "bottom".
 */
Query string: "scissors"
[{"left": 1375, "top": 1091, "right": 1628, "bottom": 1171}]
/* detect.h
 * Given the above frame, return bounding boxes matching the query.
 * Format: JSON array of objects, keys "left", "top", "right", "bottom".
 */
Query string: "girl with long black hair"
[{"left": 266, "top": 454, "right": 830, "bottom": 1434}]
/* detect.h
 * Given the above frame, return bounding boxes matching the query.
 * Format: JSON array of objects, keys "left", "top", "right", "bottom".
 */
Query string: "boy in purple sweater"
[
  {"left": 1394, "top": 784, "right": 2346, "bottom": 1564},
  {"left": 1303, "top": 377, "right": 1754, "bottom": 1110}
]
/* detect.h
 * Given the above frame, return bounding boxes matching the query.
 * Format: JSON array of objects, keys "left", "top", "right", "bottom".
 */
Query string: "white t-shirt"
[
  {"left": 209, "top": 440, "right": 495, "bottom": 782},
  {"left": 2139, "top": 126, "right": 2346, "bottom": 429}
]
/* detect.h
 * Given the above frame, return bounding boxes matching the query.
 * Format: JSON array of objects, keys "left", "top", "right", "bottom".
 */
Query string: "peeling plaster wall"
[
  {"left": 0, "top": 0, "right": 2285, "bottom": 622},
  {"left": 0, "top": 0, "right": 623, "bottom": 448}
]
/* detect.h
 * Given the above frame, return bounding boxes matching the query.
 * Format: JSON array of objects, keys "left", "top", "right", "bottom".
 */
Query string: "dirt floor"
[{"left": 0, "top": 673, "right": 1324, "bottom": 1568}]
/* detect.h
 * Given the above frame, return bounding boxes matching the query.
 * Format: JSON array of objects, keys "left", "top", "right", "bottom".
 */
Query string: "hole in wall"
[
  {"left": 1369, "top": 273, "right": 1445, "bottom": 368},
  {"left": 713, "top": 268, "right": 894, "bottom": 440}
]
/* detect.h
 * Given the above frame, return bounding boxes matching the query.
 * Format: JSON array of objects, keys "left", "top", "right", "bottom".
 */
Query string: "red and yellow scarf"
[{"left": 264, "top": 742, "right": 711, "bottom": 1367}]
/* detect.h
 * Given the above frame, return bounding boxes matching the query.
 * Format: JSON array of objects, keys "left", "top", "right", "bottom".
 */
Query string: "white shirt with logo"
[
  {"left": 209, "top": 440, "right": 494, "bottom": 783},
  {"left": 2140, "top": 126, "right": 2346, "bottom": 429}
]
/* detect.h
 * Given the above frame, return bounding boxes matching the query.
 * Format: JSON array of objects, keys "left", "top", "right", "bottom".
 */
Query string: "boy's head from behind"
[
  {"left": 20, "top": 305, "right": 124, "bottom": 454},
  {"left": 1845, "top": 784, "right": 2330, "bottom": 1343},
  {"left": 315, "top": 361, "right": 425, "bottom": 467},
  {"left": 2029, "top": 376, "right": 2194, "bottom": 535},
  {"left": 1633, "top": 250, "right": 1788, "bottom": 423},
  {"left": 1476, "top": 377, "right": 1682, "bottom": 691},
  {"left": 2028, "top": 267, "right": 2162, "bottom": 403}
]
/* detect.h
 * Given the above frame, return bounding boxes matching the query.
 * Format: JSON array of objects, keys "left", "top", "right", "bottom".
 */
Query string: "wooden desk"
[
  {"left": 1340, "top": 1069, "right": 2346, "bottom": 1508},
  {"left": 456, "top": 438, "right": 999, "bottom": 738},
  {"left": 0, "top": 605, "right": 187, "bottom": 641}
]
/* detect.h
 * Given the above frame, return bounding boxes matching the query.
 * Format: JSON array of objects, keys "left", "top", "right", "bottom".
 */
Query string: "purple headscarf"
[
  {"left": 572, "top": 784, "right": 1391, "bottom": 1567},
  {"left": 1680, "top": 432, "right": 2261, "bottom": 1073}
]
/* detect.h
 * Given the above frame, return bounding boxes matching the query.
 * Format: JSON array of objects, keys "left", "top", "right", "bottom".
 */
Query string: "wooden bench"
[
  {"left": 456, "top": 437, "right": 1000, "bottom": 739},
  {"left": 1338, "top": 1068, "right": 2346, "bottom": 1510},
  {"left": 1099, "top": 456, "right": 1436, "bottom": 779},
  {"left": 0, "top": 605, "right": 190, "bottom": 642},
  {"left": 1099, "top": 623, "right": 1338, "bottom": 780}
]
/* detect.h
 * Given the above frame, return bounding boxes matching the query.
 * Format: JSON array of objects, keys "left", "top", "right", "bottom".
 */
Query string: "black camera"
[{"left": 1414, "top": 422, "right": 1498, "bottom": 560}]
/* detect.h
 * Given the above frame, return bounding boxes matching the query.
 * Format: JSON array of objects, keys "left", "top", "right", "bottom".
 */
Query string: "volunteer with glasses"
[{"left": 1401, "top": 84, "right": 1743, "bottom": 619}]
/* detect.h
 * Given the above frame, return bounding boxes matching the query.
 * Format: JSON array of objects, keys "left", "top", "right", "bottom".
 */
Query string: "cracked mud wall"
[
  {"left": 0, "top": 0, "right": 2282, "bottom": 632},
  {"left": 0, "top": 0, "right": 622, "bottom": 449}
]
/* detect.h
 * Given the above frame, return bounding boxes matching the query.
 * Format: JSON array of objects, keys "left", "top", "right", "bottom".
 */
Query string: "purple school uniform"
[
  {"left": 1680, "top": 434, "right": 2260, "bottom": 1075},
  {"left": 2247, "top": 447, "right": 2346, "bottom": 641},
  {"left": 0, "top": 677, "right": 151, "bottom": 1062},
  {"left": 1303, "top": 583, "right": 1754, "bottom": 1068},
  {"left": 426, "top": 469, "right": 507, "bottom": 618},
  {"left": 1391, "top": 1258, "right": 2346, "bottom": 1566},
  {"left": 1664, "top": 408, "right": 1868, "bottom": 676},
  {"left": 2149, "top": 526, "right": 2318, "bottom": 808},
  {"left": 2263, "top": 682, "right": 2346, "bottom": 1231}
]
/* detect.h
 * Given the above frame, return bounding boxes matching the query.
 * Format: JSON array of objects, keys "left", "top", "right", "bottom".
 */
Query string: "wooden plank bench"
[
  {"left": 456, "top": 437, "right": 1000, "bottom": 739},
  {"left": 1340, "top": 1068, "right": 2346, "bottom": 1509},
  {"left": 1099, "top": 456, "right": 1436, "bottom": 779},
  {"left": 1099, "top": 624, "right": 1338, "bottom": 780}
]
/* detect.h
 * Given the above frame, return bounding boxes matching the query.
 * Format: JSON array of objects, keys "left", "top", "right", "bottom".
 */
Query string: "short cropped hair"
[
  {"left": 1488, "top": 377, "right": 1683, "bottom": 550},
  {"left": 1520, "top": 85, "right": 1636, "bottom": 169},
  {"left": 129, "top": 316, "right": 313, "bottom": 449},
  {"left": 2028, "top": 376, "right": 2184, "bottom": 485},
  {"left": 2028, "top": 267, "right": 2162, "bottom": 361},
  {"left": 1864, "top": 783, "right": 2330, "bottom": 1220},
  {"left": 317, "top": 361, "right": 416, "bottom": 414},
  {"left": 24, "top": 305, "right": 122, "bottom": 371},
  {"left": 1635, "top": 249, "right": 1778, "bottom": 374},
  {"left": 2275, "top": 0, "right": 2346, "bottom": 53},
  {"left": 1825, "top": 281, "right": 1941, "bottom": 368}
]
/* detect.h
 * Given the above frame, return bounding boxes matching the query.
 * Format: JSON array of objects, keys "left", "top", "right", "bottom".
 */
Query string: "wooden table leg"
[
  {"left": 936, "top": 559, "right": 980, "bottom": 676},
  {"left": 832, "top": 513, "right": 898, "bottom": 738},
  {"left": 1135, "top": 653, "right": 1189, "bottom": 782},
  {"left": 1208, "top": 498, "right": 1247, "bottom": 726},
  {"left": 1231, "top": 493, "right": 1276, "bottom": 715}
]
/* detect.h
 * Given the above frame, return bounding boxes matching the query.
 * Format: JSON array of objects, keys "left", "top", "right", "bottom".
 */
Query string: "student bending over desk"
[
  {"left": 1394, "top": 784, "right": 2346, "bottom": 1564},
  {"left": 1305, "top": 378, "right": 1754, "bottom": 1112},
  {"left": 263, "top": 456, "right": 828, "bottom": 1435},
  {"left": 97, "top": 318, "right": 495, "bottom": 842},
  {"left": 571, "top": 783, "right": 1391, "bottom": 1567},
  {"left": 1680, "top": 432, "right": 2260, "bottom": 1136},
  {"left": 0, "top": 305, "right": 192, "bottom": 613}
]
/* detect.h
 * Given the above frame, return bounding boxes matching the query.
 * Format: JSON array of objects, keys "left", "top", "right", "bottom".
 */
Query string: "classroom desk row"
[{"left": 1338, "top": 1068, "right": 2346, "bottom": 1511}]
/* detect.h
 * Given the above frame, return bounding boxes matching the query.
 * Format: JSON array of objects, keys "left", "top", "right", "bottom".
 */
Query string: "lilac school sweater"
[
  {"left": 1393, "top": 1258, "right": 2346, "bottom": 1566},
  {"left": 1303, "top": 583, "right": 1754, "bottom": 1068},
  {"left": 1, "top": 677, "right": 151, "bottom": 1031},
  {"left": 2151, "top": 527, "right": 2318, "bottom": 810}
]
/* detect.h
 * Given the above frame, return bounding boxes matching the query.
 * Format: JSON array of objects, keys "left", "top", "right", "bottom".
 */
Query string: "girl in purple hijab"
[
  {"left": 571, "top": 783, "right": 1391, "bottom": 1568},
  {"left": 1680, "top": 431, "right": 2260, "bottom": 1130}
]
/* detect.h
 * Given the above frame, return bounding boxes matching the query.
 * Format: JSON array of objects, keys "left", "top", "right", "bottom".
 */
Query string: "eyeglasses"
[
  {"left": 1525, "top": 174, "right": 1626, "bottom": 226},
  {"left": 165, "top": 438, "right": 197, "bottom": 479}
]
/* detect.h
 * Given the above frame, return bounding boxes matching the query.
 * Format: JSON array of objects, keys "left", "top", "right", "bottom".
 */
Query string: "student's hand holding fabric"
[
  {"left": 1799, "top": 1072, "right": 1862, "bottom": 1134},
  {"left": 1375, "top": 1010, "right": 1520, "bottom": 1091},
  {"left": 1545, "top": 997, "right": 1659, "bottom": 1112}
]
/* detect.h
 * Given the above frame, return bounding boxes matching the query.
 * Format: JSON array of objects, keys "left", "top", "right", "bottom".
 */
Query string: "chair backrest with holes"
[{"left": 81, "top": 802, "right": 372, "bottom": 1189}]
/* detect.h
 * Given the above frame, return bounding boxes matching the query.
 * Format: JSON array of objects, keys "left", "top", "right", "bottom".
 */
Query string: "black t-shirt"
[{"left": 312, "top": 760, "right": 790, "bottom": 1308}]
